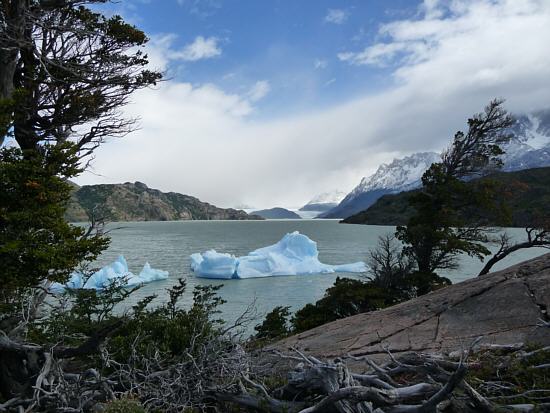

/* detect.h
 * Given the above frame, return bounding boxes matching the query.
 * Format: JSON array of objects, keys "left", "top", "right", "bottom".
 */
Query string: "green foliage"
[
  {"left": 29, "top": 277, "right": 228, "bottom": 377},
  {"left": 104, "top": 397, "right": 146, "bottom": 413},
  {"left": 397, "top": 164, "right": 491, "bottom": 274},
  {"left": 107, "top": 280, "right": 226, "bottom": 363},
  {"left": 0, "top": 145, "right": 109, "bottom": 317},
  {"left": 254, "top": 306, "right": 291, "bottom": 340},
  {"left": 291, "top": 278, "right": 387, "bottom": 333},
  {"left": 29, "top": 277, "right": 134, "bottom": 349}
]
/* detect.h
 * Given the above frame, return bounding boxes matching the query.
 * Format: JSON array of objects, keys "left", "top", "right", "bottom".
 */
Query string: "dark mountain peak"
[{"left": 251, "top": 207, "right": 302, "bottom": 219}]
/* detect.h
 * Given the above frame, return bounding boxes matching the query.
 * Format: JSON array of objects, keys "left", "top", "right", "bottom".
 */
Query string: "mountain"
[
  {"left": 502, "top": 109, "right": 550, "bottom": 170},
  {"left": 251, "top": 207, "right": 302, "bottom": 219},
  {"left": 321, "top": 152, "right": 441, "bottom": 218},
  {"left": 342, "top": 167, "right": 550, "bottom": 227},
  {"left": 299, "top": 190, "right": 347, "bottom": 212},
  {"left": 65, "top": 181, "right": 264, "bottom": 222},
  {"left": 323, "top": 109, "right": 550, "bottom": 219}
]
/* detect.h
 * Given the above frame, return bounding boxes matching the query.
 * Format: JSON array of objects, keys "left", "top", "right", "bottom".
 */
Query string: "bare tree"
[{"left": 366, "top": 234, "right": 416, "bottom": 301}]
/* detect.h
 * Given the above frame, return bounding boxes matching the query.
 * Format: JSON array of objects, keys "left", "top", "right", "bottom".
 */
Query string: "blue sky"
[
  {"left": 79, "top": 0, "right": 550, "bottom": 208},
  {"left": 102, "top": 0, "right": 420, "bottom": 116}
]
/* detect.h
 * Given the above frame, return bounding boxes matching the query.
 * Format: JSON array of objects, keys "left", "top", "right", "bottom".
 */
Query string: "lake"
[{"left": 93, "top": 220, "right": 547, "bottom": 329}]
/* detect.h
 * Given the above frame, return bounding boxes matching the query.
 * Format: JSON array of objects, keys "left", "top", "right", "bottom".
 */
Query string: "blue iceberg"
[
  {"left": 190, "top": 231, "right": 367, "bottom": 279},
  {"left": 50, "top": 255, "right": 169, "bottom": 292}
]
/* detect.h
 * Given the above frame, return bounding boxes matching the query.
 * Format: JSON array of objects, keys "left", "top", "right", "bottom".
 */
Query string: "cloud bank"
[{"left": 77, "top": 0, "right": 550, "bottom": 209}]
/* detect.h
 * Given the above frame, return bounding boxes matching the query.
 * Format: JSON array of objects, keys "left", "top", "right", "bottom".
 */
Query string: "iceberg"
[
  {"left": 190, "top": 231, "right": 367, "bottom": 279},
  {"left": 50, "top": 255, "right": 169, "bottom": 292}
]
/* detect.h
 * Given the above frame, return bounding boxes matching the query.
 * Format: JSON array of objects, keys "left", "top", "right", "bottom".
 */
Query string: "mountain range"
[
  {"left": 342, "top": 166, "right": 550, "bottom": 227},
  {"left": 65, "top": 181, "right": 263, "bottom": 222},
  {"left": 321, "top": 109, "right": 550, "bottom": 219}
]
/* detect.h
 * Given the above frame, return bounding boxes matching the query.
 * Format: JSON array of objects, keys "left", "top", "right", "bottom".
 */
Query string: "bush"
[
  {"left": 291, "top": 278, "right": 387, "bottom": 333},
  {"left": 254, "top": 306, "right": 291, "bottom": 340}
]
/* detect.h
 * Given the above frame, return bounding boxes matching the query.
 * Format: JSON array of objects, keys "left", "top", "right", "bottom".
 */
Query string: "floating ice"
[
  {"left": 190, "top": 231, "right": 367, "bottom": 279},
  {"left": 50, "top": 255, "right": 169, "bottom": 292}
]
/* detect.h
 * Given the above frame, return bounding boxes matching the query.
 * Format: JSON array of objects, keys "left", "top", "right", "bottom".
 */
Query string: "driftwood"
[
  {"left": 1, "top": 330, "right": 550, "bottom": 412},
  {"left": 211, "top": 336, "right": 550, "bottom": 413},
  {"left": 212, "top": 348, "right": 469, "bottom": 413}
]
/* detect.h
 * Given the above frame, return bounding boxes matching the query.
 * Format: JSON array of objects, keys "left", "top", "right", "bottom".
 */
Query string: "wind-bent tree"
[
  {"left": 478, "top": 220, "right": 550, "bottom": 276},
  {"left": 0, "top": 0, "right": 161, "bottom": 152},
  {"left": 396, "top": 99, "right": 514, "bottom": 294},
  {"left": 0, "top": 0, "right": 161, "bottom": 403}
]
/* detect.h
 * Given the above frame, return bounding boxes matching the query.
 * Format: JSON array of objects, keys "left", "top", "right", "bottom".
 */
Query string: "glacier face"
[
  {"left": 306, "top": 190, "right": 347, "bottom": 206},
  {"left": 50, "top": 255, "right": 169, "bottom": 292},
  {"left": 300, "top": 190, "right": 348, "bottom": 212},
  {"left": 323, "top": 109, "right": 550, "bottom": 219},
  {"left": 190, "top": 231, "right": 367, "bottom": 279}
]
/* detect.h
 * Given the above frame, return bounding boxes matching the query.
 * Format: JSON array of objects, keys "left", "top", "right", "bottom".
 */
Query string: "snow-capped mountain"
[
  {"left": 348, "top": 152, "right": 441, "bottom": 197},
  {"left": 300, "top": 190, "right": 347, "bottom": 212},
  {"left": 321, "top": 152, "right": 440, "bottom": 219},
  {"left": 502, "top": 109, "right": 550, "bottom": 170},
  {"left": 322, "top": 109, "right": 550, "bottom": 219}
]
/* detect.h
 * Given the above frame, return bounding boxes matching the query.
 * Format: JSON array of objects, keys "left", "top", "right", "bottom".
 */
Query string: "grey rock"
[{"left": 270, "top": 253, "right": 550, "bottom": 362}]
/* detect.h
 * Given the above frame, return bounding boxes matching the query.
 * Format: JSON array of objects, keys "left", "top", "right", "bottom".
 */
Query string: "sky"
[{"left": 75, "top": 0, "right": 550, "bottom": 209}]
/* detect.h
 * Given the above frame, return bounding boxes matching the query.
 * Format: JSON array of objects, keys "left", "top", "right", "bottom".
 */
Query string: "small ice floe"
[
  {"left": 190, "top": 231, "right": 367, "bottom": 279},
  {"left": 50, "top": 255, "right": 169, "bottom": 292}
]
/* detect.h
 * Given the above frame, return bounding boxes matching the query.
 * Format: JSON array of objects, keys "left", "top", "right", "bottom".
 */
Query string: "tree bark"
[{"left": 0, "top": 0, "right": 28, "bottom": 146}]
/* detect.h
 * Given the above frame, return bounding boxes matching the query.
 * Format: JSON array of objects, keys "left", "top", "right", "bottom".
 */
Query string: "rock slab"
[{"left": 272, "top": 253, "right": 550, "bottom": 360}]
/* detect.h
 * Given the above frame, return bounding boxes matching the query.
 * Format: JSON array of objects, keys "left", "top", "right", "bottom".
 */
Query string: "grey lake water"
[{"left": 93, "top": 220, "right": 547, "bottom": 328}]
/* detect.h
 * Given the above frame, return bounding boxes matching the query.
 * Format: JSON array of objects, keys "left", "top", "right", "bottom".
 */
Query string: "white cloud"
[
  {"left": 247, "top": 80, "right": 271, "bottom": 102},
  {"left": 145, "top": 34, "right": 222, "bottom": 70},
  {"left": 338, "top": 42, "right": 416, "bottom": 66},
  {"left": 325, "top": 9, "right": 349, "bottom": 25},
  {"left": 314, "top": 59, "right": 328, "bottom": 70},
  {"left": 422, "top": 0, "right": 444, "bottom": 19},
  {"left": 78, "top": 0, "right": 550, "bottom": 208},
  {"left": 175, "top": 36, "right": 221, "bottom": 61}
]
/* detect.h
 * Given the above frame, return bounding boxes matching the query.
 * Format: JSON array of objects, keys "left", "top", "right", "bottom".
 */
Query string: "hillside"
[
  {"left": 251, "top": 207, "right": 302, "bottom": 219},
  {"left": 65, "top": 182, "right": 263, "bottom": 222},
  {"left": 342, "top": 167, "right": 550, "bottom": 227}
]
